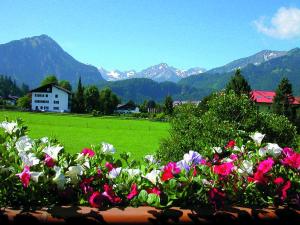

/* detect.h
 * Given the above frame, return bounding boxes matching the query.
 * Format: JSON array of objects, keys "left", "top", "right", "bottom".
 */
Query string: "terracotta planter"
[{"left": 1, "top": 206, "right": 299, "bottom": 224}]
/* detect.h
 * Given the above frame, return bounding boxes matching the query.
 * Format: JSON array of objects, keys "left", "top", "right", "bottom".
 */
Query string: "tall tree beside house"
[
  {"left": 85, "top": 85, "right": 100, "bottom": 112},
  {"left": 272, "top": 77, "right": 297, "bottom": 122},
  {"left": 40, "top": 75, "right": 58, "bottom": 86},
  {"left": 17, "top": 94, "right": 31, "bottom": 110},
  {"left": 58, "top": 80, "right": 72, "bottom": 91},
  {"left": 72, "top": 77, "right": 85, "bottom": 113},
  {"left": 99, "top": 88, "right": 120, "bottom": 115},
  {"left": 164, "top": 95, "right": 174, "bottom": 115},
  {"left": 225, "top": 69, "right": 252, "bottom": 97}
]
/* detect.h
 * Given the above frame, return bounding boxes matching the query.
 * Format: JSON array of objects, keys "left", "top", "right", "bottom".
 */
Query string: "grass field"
[{"left": 0, "top": 110, "right": 170, "bottom": 160}]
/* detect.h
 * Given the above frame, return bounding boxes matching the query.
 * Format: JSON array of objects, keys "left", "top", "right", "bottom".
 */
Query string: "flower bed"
[{"left": 0, "top": 119, "right": 299, "bottom": 212}]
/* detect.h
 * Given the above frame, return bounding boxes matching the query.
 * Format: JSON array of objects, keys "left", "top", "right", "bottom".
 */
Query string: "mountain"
[
  {"left": 208, "top": 50, "right": 287, "bottom": 74},
  {"left": 0, "top": 35, "right": 104, "bottom": 88},
  {"left": 179, "top": 48, "right": 300, "bottom": 95},
  {"left": 99, "top": 63, "right": 206, "bottom": 82}
]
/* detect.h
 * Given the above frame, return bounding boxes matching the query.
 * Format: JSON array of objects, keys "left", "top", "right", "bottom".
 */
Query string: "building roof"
[
  {"left": 30, "top": 83, "right": 71, "bottom": 94},
  {"left": 251, "top": 90, "right": 300, "bottom": 105}
]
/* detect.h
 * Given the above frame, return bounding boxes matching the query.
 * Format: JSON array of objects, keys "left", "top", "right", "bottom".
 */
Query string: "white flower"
[
  {"left": 75, "top": 153, "right": 85, "bottom": 162},
  {"left": 108, "top": 167, "right": 122, "bottom": 179},
  {"left": 53, "top": 166, "right": 66, "bottom": 190},
  {"left": 15, "top": 136, "right": 33, "bottom": 152},
  {"left": 250, "top": 132, "right": 265, "bottom": 146},
  {"left": 213, "top": 147, "right": 222, "bottom": 154},
  {"left": 30, "top": 171, "right": 43, "bottom": 183},
  {"left": 144, "top": 155, "right": 157, "bottom": 164},
  {"left": 259, "top": 143, "right": 283, "bottom": 157},
  {"left": 233, "top": 145, "right": 245, "bottom": 153},
  {"left": 202, "top": 179, "right": 213, "bottom": 187},
  {"left": 259, "top": 147, "right": 267, "bottom": 157},
  {"left": 144, "top": 169, "right": 161, "bottom": 184},
  {"left": 66, "top": 165, "right": 84, "bottom": 183},
  {"left": 124, "top": 168, "right": 141, "bottom": 177},
  {"left": 237, "top": 160, "right": 253, "bottom": 176},
  {"left": 40, "top": 137, "right": 49, "bottom": 144},
  {"left": 0, "top": 121, "right": 18, "bottom": 134},
  {"left": 18, "top": 151, "right": 40, "bottom": 166},
  {"left": 42, "top": 145, "right": 63, "bottom": 161},
  {"left": 102, "top": 142, "right": 116, "bottom": 154},
  {"left": 183, "top": 150, "right": 203, "bottom": 165}
]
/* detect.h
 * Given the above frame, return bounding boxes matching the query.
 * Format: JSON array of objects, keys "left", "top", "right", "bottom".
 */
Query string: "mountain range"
[{"left": 0, "top": 35, "right": 299, "bottom": 103}]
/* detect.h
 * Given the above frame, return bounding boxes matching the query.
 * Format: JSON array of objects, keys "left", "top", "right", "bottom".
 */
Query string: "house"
[
  {"left": 30, "top": 83, "right": 71, "bottom": 112},
  {"left": 1, "top": 95, "right": 19, "bottom": 106},
  {"left": 251, "top": 90, "right": 300, "bottom": 111},
  {"left": 173, "top": 100, "right": 201, "bottom": 107},
  {"left": 115, "top": 103, "right": 140, "bottom": 114}
]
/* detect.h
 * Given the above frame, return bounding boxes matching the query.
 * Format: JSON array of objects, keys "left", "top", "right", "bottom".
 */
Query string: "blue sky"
[{"left": 0, "top": 0, "right": 299, "bottom": 71}]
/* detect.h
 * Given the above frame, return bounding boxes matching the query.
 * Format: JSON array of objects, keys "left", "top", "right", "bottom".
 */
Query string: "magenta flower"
[
  {"left": 257, "top": 157, "right": 274, "bottom": 174},
  {"left": 281, "top": 151, "right": 300, "bottom": 170},
  {"left": 89, "top": 191, "right": 103, "bottom": 208},
  {"left": 209, "top": 188, "right": 225, "bottom": 210},
  {"left": 105, "top": 162, "right": 114, "bottom": 172},
  {"left": 161, "top": 162, "right": 181, "bottom": 181},
  {"left": 213, "top": 162, "right": 234, "bottom": 176},
  {"left": 44, "top": 154, "right": 55, "bottom": 168},
  {"left": 81, "top": 148, "right": 95, "bottom": 157},
  {"left": 103, "top": 184, "right": 122, "bottom": 204},
  {"left": 147, "top": 187, "right": 161, "bottom": 196},
  {"left": 248, "top": 170, "right": 267, "bottom": 184},
  {"left": 16, "top": 166, "right": 31, "bottom": 188},
  {"left": 127, "top": 183, "right": 138, "bottom": 200},
  {"left": 230, "top": 154, "right": 238, "bottom": 161},
  {"left": 80, "top": 177, "right": 94, "bottom": 194},
  {"left": 274, "top": 177, "right": 285, "bottom": 185}
]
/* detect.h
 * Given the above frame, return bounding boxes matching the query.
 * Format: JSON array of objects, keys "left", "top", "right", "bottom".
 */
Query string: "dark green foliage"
[
  {"left": 84, "top": 85, "right": 100, "bottom": 112},
  {"left": 58, "top": 80, "right": 72, "bottom": 91},
  {"left": 72, "top": 77, "right": 85, "bottom": 113},
  {"left": 147, "top": 100, "right": 156, "bottom": 109},
  {"left": 40, "top": 75, "right": 58, "bottom": 86},
  {"left": 164, "top": 95, "right": 174, "bottom": 115},
  {"left": 17, "top": 95, "right": 31, "bottom": 110},
  {"left": 99, "top": 88, "right": 120, "bottom": 115},
  {"left": 126, "top": 100, "right": 136, "bottom": 108},
  {"left": 225, "top": 69, "right": 252, "bottom": 96},
  {"left": 272, "top": 78, "right": 297, "bottom": 122},
  {"left": 157, "top": 91, "right": 297, "bottom": 162},
  {"left": 0, "top": 75, "right": 28, "bottom": 97}
]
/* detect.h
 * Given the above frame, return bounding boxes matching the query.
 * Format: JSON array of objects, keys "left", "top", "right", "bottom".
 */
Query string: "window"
[
  {"left": 46, "top": 94, "right": 48, "bottom": 97},
  {"left": 53, "top": 107, "right": 59, "bottom": 110},
  {"left": 40, "top": 106, "right": 43, "bottom": 109},
  {"left": 34, "top": 100, "right": 49, "bottom": 103},
  {"left": 54, "top": 100, "right": 59, "bottom": 104},
  {"left": 55, "top": 94, "right": 58, "bottom": 98}
]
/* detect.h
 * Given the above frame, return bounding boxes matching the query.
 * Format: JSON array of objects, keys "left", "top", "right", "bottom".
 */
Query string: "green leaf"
[
  {"left": 147, "top": 193, "right": 160, "bottom": 207},
  {"left": 138, "top": 190, "right": 148, "bottom": 203}
]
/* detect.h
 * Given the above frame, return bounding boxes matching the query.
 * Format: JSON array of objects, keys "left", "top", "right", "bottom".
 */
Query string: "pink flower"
[
  {"left": 209, "top": 188, "right": 225, "bottom": 210},
  {"left": 81, "top": 148, "right": 95, "bottom": 157},
  {"left": 147, "top": 187, "right": 161, "bottom": 196},
  {"left": 281, "top": 180, "right": 291, "bottom": 201},
  {"left": 161, "top": 162, "right": 181, "bottom": 181},
  {"left": 230, "top": 154, "right": 238, "bottom": 161},
  {"left": 274, "top": 177, "right": 285, "bottom": 185},
  {"left": 44, "top": 154, "right": 55, "bottom": 168},
  {"left": 213, "top": 162, "right": 234, "bottom": 176},
  {"left": 80, "top": 177, "right": 94, "bottom": 194},
  {"left": 16, "top": 166, "right": 31, "bottom": 188},
  {"left": 103, "top": 184, "right": 122, "bottom": 204},
  {"left": 105, "top": 162, "right": 115, "bottom": 172},
  {"left": 281, "top": 152, "right": 300, "bottom": 170},
  {"left": 127, "top": 183, "right": 138, "bottom": 200},
  {"left": 257, "top": 157, "right": 274, "bottom": 174},
  {"left": 283, "top": 147, "right": 294, "bottom": 157},
  {"left": 89, "top": 191, "right": 103, "bottom": 208},
  {"left": 225, "top": 140, "right": 235, "bottom": 149}
]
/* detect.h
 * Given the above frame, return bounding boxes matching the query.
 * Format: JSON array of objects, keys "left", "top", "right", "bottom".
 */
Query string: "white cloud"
[{"left": 254, "top": 7, "right": 300, "bottom": 39}]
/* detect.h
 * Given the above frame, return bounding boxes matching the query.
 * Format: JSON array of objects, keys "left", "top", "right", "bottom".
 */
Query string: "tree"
[
  {"left": 41, "top": 75, "right": 58, "bottom": 86},
  {"left": 17, "top": 95, "right": 31, "bottom": 110},
  {"left": 272, "top": 77, "right": 297, "bottom": 122},
  {"left": 164, "top": 95, "right": 174, "bottom": 115},
  {"left": 72, "top": 77, "right": 85, "bottom": 113},
  {"left": 99, "top": 88, "right": 120, "bottom": 115},
  {"left": 126, "top": 100, "right": 136, "bottom": 109},
  {"left": 139, "top": 100, "right": 148, "bottom": 113},
  {"left": 225, "top": 69, "right": 251, "bottom": 96},
  {"left": 84, "top": 85, "right": 100, "bottom": 112},
  {"left": 59, "top": 80, "right": 72, "bottom": 91}
]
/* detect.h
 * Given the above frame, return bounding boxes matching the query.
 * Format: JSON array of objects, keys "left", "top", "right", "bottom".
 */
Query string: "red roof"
[{"left": 251, "top": 90, "right": 300, "bottom": 105}]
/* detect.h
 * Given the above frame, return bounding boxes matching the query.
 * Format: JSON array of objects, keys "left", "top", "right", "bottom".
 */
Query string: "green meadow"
[{"left": 0, "top": 110, "right": 170, "bottom": 160}]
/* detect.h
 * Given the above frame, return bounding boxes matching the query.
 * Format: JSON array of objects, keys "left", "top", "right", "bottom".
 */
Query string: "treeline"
[{"left": 0, "top": 75, "right": 29, "bottom": 98}]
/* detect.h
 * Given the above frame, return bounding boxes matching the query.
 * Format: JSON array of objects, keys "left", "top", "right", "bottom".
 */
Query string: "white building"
[{"left": 30, "top": 83, "right": 71, "bottom": 112}]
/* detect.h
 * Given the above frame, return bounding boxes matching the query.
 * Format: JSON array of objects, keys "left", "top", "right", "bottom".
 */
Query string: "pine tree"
[
  {"left": 164, "top": 95, "right": 174, "bottom": 115},
  {"left": 272, "top": 77, "right": 296, "bottom": 122},
  {"left": 225, "top": 69, "right": 252, "bottom": 97},
  {"left": 72, "top": 77, "right": 85, "bottom": 113}
]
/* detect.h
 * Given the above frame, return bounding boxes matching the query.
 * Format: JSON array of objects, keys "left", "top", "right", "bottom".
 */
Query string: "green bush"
[{"left": 157, "top": 91, "right": 298, "bottom": 162}]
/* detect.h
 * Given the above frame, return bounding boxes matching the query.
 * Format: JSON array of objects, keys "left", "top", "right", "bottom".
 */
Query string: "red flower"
[
  {"left": 80, "top": 177, "right": 94, "bottom": 194},
  {"left": 147, "top": 187, "right": 161, "bottom": 196},
  {"left": 103, "top": 184, "right": 122, "bottom": 204},
  {"left": 16, "top": 166, "right": 31, "bottom": 188},
  {"left": 192, "top": 166, "right": 197, "bottom": 177},
  {"left": 44, "top": 154, "right": 55, "bottom": 168},
  {"left": 89, "top": 191, "right": 103, "bottom": 208},
  {"left": 105, "top": 162, "right": 115, "bottom": 172},
  {"left": 281, "top": 152, "right": 300, "bottom": 170},
  {"left": 257, "top": 157, "right": 274, "bottom": 174},
  {"left": 127, "top": 183, "right": 138, "bottom": 200},
  {"left": 248, "top": 170, "right": 267, "bottom": 184},
  {"left": 161, "top": 162, "right": 181, "bottom": 181},
  {"left": 81, "top": 148, "right": 95, "bottom": 157},
  {"left": 274, "top": 177, "right": 284, "bottom": 185},
  {"left": 209, "top": 188, "right": 225, "bottom": 210},
  {"left": 225, "top": 140, "right": 235, "bottom": 149},
  {"left": 281, "top": 180, "right": 291, "bottom": 201},
  {"left": 213, "top": 162, "right": 234, "bottom": 176}
]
